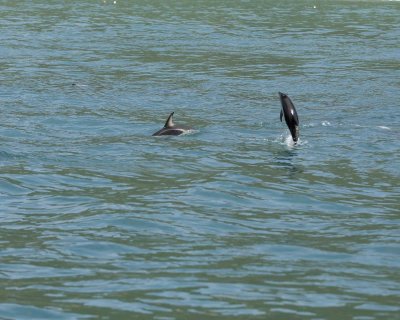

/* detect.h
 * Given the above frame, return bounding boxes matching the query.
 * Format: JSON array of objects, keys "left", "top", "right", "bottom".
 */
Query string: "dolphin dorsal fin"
[{"left": 164, "top": 112, "right": 175, "bottom": 128}]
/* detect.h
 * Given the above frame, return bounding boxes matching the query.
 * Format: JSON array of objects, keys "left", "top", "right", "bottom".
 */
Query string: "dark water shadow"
[{"left": 272, "top": 148, "right": 304, "bottom": 179}]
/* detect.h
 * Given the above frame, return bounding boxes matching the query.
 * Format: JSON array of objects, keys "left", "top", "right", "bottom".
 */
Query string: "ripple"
[{"left": 1, "top": 1, "right": 400, "bottom": 319}]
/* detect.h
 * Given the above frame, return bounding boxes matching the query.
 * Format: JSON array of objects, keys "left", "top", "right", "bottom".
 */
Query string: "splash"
[
  {"left": 279, "top": 132, "right": 307, "bottom": 148},
  {"left": 278, "top": 133, "right": 298, "bottom": 148},
  {"left": 180, "top": 129, "right": 198, "bottom": 136},
  {"left": 284, "top": 134, "right": 296, "bottom": 148}
]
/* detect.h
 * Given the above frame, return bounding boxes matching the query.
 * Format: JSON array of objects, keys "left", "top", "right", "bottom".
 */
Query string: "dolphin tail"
[{"left": 291, "top": 125, "right": 299, "bottom": 143}]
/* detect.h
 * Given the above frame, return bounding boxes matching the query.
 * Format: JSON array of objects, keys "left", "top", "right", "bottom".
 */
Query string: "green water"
[{"left": 0, "top": 0, "right": 399, "bottom": 319}]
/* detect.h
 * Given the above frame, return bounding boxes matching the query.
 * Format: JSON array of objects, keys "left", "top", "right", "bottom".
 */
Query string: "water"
[{"left": 1, "top": 0, "right": 399, "bottom": 319}]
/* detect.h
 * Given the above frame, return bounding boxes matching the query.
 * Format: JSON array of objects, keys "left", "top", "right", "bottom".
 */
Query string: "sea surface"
[{"left": 0, "top": 1, "right": 399, "bottom": 319}]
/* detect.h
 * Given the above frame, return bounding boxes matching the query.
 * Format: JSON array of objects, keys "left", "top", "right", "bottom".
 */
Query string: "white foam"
[
  {"left": 377, "top": 126, "right": 391, "bottom": 130},
  {"left": 322, "top": 121, "right": 331, "bottom": 126},
  {"left": 284, "top": 134, "right": 296, "bottom": 147},
  {"left": 180, "top": 129, "right": 198, "bottom": 136},
  {"left": 279, "top": 133, "right": 299, "bottom": 148},
  {"left": 280, "top": 132, "right": 308, "bottom": 148}
]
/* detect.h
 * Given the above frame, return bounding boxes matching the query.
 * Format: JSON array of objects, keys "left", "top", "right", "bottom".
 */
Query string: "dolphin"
[
  {"left": 279, "top": 92, "right": 299, "bottom": 143},
  {"left": 152, "top": 112, "right": 192, "bottom": 136}
]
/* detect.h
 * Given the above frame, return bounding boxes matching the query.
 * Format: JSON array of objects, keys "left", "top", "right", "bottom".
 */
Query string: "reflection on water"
[{"left": 274, "top": 148, "right": 304, "bottom": 179}]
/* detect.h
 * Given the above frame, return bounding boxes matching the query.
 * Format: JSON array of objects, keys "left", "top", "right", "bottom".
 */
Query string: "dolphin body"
[
  {"left": 279, "top": 92, "right": 299, "bottom": 143},
  {"left": 152, "top": 112, "right": 192, "bottom": 136}
]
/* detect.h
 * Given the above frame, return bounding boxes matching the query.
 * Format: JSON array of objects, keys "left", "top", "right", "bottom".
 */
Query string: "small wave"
[
  {"left": 246, "top": 137, "right": 270, "bottom": 142},
  {"left": 377, "top": 126, "right": 391, "bottom": 130},
  {"left": 322, "top": 121, "right": 331, "bottom": 126},
  {"left": 303, "top": 123, "right": 315, "bottom": 128},
  {"left": 0, "top": 150, "right": 20, "bottom": 160},
  {"left": 71, "top": 83, "right": 88, "bottom": 88}
]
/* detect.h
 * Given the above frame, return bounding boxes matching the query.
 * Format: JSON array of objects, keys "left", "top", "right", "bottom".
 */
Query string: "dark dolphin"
[
  {"left": 152, "top": 112, "right": 192, "bottom": 136},
  {"left": 279, "top": 92, "right": 299, "bottom": 143}
]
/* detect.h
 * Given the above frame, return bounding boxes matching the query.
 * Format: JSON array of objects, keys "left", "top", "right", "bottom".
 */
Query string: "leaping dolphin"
[
  {"left": 279, "top": 92, "right": 299, "bottom": 143},
  {"left": 152, "top": 112, "right": 192, "bottom": 136}
]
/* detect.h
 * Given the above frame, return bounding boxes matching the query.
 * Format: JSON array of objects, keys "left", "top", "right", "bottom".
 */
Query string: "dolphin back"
[{"left": 152, "top": 112, "right": 192, "bottom": 136}]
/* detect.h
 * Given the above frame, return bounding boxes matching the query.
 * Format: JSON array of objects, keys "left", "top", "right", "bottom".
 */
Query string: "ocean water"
[{"left": 0, "top": 0, "right": 399, "bottom": 319}]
